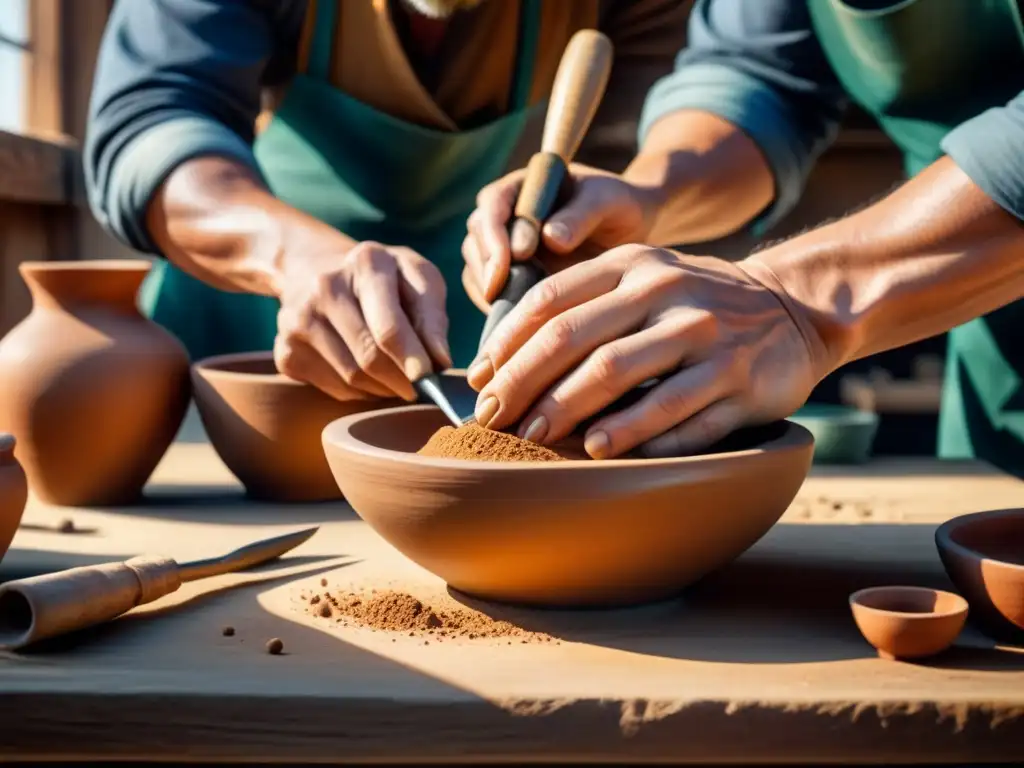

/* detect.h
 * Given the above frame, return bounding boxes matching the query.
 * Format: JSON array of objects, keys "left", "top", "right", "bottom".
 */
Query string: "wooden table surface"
[{"left": 2, "top": 411, "right": 1024, "bottom": 764}]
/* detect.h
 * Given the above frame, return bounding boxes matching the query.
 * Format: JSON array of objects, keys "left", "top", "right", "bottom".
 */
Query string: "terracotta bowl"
[
  {"left": 322, "top": 405, "right": 814, "bottom": 607},
  {"left": 936, "top": 509, "right": 1024, "bottom": 640},
  {"left": 192, "top": 352, "right": 402, "bottom": 502},
  {"left": 849, "top": 586, "right": 968, "bottom": 660}
]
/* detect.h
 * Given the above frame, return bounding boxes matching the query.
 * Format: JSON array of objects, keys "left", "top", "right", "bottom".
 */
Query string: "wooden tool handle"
[
  {"left": 540, "top": 29, "right": 614, "bottom": 161},
  {"left": 0, "top": 556, "right": 181, "bottom": 650}
]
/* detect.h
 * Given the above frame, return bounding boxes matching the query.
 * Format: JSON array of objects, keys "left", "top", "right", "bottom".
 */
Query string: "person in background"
[
  {"left": 84, "top": 0, "right": 692, "bottom": 404},
  {"left": 463, "top": 0, "right": 1024, "bottom": 478}
]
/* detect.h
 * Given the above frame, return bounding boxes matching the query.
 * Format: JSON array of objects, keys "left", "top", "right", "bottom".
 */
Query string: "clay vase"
[
  {"left": 849, "top": 586, "right": 968, "bottom": 661},
  {"left": 322, "top": 402, "right": 815, "bottom": 607},
  {"left": 0, "top": 261, "right": 191, "bottom": 506},
  {"left": 0, "top": 433, "right": 27, "bottom": 563},
  {"left": 936, "top": 509, "right": 1024, "bottom": 641},
  {"left": 192, "top": 351, "right": 403, "bottom": 502}
]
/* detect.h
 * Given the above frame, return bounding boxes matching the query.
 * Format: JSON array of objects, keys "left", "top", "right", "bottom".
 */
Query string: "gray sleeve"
[
  {"left": 84, "top": 0, "right": 306, "bottom": 253},
  {"left": 942, "top": 90, "right": 1024, "bottom": 222},
  {"left": 636, "top": 0, "right": 849, "bottom": 233}
]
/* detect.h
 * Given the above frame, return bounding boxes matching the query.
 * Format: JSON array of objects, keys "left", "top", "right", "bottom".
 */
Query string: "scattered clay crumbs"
[
  {"left": 417, "top": 422, "right": 566, "bottom": 463},
  {"left": 305, "top": 588, "right": 557, "bottom": 644}
]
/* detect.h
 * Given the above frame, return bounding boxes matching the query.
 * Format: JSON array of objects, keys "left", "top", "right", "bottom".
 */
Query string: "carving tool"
[
  {"left": 414, "top": 29, "right": 615, "bottom": 426},
  {"left": 0, "top": 526, "right": 319, "bottom": 651}
]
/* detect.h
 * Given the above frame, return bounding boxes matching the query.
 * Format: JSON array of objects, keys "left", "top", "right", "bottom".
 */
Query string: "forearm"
[
  {"left": 624, "top": 110, "right": 775, "bottom": 245},
  {"left": 740, "top": 156, "right": 1024, "bottom": 380},
  {"left": 145, "top": 157, "right": 354, "bottom": 297}
]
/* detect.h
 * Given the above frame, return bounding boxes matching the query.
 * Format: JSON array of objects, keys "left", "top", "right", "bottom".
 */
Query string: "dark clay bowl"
[
  {"left": 849, "top": 586, "right": 968, "bottom": 661},
  {"left": 322, "top": 405, "right": 815, "bottom": 607},
  {"left": 192, "top": 352, "right": 403, "bottom": 502},
  {"left": 936, "top": 509, "right": 1024, "bottom": 641},
  {"left": 789, "top": 404, "right": 878, "bottom": 464}
]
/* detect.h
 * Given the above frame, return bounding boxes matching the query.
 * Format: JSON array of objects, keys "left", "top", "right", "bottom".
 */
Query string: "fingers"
[
  {"left": 640, "top": 398, "right": 748, "bottom": 459},
  {"left": 469, "top": 171, "right": 524, "bottom": 301},
  {"left": 514, "top": 315, "right": 708, "bottom": 445},
  {"left": 462, "top": 263, "right": 491, "bottom": 315},
  {"left": 540, "top": 181, "right": 620, "bottom": 255},
  {"left": 473, "top": 285, "right": 649, "bottom": 432},
  {"left": 273, "top": 333, "right": 377, "bottom": 402},
  {"left": 394, "top": 248, "right": 452, "bottom": 370},
  {"left": 581, "top": 361, "right": 737, "bottom": 459},
  {"left": 468, "top": 245, "right": 639, "bottom": 391}
]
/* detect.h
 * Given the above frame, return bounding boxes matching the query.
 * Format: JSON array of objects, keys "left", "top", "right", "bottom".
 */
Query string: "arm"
[
  {"left": 743, "top": 105, "right": 1024, "bottom": 379},
  {"left": 85, "top": 0, "right": 450, "bottom": 400},
  {"left": 630, "top": 0, "right": 849, "bottom": 244}
]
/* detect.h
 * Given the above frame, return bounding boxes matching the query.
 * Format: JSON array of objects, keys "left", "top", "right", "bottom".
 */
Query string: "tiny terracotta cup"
[{"left": 849, "top": 586, "right": 968, "bottom": 661}]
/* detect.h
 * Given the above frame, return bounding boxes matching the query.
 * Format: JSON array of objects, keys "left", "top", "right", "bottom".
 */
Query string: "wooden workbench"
[{"left": 2, "top": 412, "right": 1023, "bottom": 764}]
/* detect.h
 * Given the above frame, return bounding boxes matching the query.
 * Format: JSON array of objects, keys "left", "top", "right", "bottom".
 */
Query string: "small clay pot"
[
  {"left": 192, "top": 352, "right": 403, "bottom": 502},
  {"left": 789, "top": 404, "right": 878, "bottom": 464},
  {"left": 322, "top": 404, "right": 814, "bottom": 607},
  {"left": 0, "top": 261, "right": 191, "bottom": 506},
  {"left": 936, "top": 509, "right": 1024, "bottom": 641},
  {"left": 0, "top": 434, "right": 27, "bottom": 564},
  {"left": 849, "top": 586, "right": 968, "bottom": 661}
]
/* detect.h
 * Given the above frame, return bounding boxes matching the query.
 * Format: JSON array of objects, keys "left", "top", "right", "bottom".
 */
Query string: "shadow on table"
[
  {"left": 0, "top": 547, "right": 138, "bottom": 582},
  {"left": 449, "top": 522, "right": 1024, "bottom": 670}
]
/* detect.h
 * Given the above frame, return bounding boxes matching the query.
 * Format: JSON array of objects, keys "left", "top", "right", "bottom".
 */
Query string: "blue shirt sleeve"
[
  {"left": 84, "top": 0, "right": 306, "bottom": 253},
  {"left": 637, "top": 0, "right": 849, "bottom": 233},
  {"left": 942, "top": 90, "right": 1024, "bottom": 223}
]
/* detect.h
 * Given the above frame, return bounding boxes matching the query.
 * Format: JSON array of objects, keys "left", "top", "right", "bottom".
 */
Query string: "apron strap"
[
  {"left": 510, "top": 0, "right": 542, "bottom": 111},
  {"left": 308, "top": 0, "right": 339, "bottom": 82}
]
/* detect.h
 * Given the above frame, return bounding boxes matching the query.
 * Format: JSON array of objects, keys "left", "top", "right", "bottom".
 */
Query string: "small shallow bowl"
[
  {"left": 790, "top": 404, "right": 879, "bottom": 464},
  {"left": 192, "top": 352, "right": 403, "bottom": 502},
  {"left": 322, "top": 405, "right": 814, "bottom": 607},
  {"left": 936, "top": 509, "right": 1024, "bottom": 640},
  {"left": 849, "top": 586, "right": 968, "bottom": 660}
]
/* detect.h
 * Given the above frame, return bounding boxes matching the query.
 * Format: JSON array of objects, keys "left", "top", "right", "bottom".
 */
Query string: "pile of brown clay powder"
[
  {"left": 304, "top": 588, "right": 557, "bottom": 645},
  {"left": 417, "top": 422, "right": 567, "bottom": 463}
]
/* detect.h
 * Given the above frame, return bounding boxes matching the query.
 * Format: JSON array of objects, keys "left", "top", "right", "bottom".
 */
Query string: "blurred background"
[{"left": 0, "top": 0, "right": 940, "bottom": 454}]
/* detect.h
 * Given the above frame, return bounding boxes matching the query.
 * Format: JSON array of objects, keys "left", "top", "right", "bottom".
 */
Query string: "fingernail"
[
  {"left": 404, "top": 357, "right": 430, "bottom": 382},
  {"left": 522, "top": 415, "right": 549, "bottom": 444},
  {"left": 467, "top": 357, "right": 494, "bottom": 388},
  {"left": 544, "top": 221, "right": 571, "bottom": 245},
  {"left": 584, "top": 430, "right": 611, "bottom": 459},
  {"left": 475, "top": 395, "right": 500, "bottom": 427}
]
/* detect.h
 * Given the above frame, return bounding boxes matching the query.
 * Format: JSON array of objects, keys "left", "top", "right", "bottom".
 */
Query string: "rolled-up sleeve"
[
  {"left": 942, "top": 91, "right": 1024, "bottom": 222},
  {"left": 84, "top": 0, "right": 304, "bottom": 253},
  {"left": 637, "top": 0, "right": 849, "bottom": 233}
]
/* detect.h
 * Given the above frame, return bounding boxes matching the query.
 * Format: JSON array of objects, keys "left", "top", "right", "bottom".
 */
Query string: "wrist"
[{"left": 737, "top": 230, "right": 865, "bottom": 382}]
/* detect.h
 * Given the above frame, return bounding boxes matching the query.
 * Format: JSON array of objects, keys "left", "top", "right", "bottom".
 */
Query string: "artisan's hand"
[
  {"left": 466, "top": 245, "right": 824, "bottom": 459},
  {"left": 274, "top": 239, "right": 452, "bottom": 402},
  {"left": 462, "top": 164, "right": 657, "bottom": 311}
]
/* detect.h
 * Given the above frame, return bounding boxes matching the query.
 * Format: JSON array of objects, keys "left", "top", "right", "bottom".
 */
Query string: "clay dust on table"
[
  {"left": 417, "top": 422, "right": 569, "bottom": 463},
  {"left": 304, "top": 588, "right": 557, "bottom": 644}
]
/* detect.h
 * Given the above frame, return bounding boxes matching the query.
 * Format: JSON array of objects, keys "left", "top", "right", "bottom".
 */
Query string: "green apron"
[
  {"left": 808, "top": 0, "right": 1024, "bottom": 477},
  {"left": 140, "top": 0, "right": 543, "bottom": 368}
]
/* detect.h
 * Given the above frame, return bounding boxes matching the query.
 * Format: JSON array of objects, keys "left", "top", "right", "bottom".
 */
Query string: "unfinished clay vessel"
[
  {"left": 849, "top": 586, "right": 968, "bottom": 660},
  {"left": 322, "top": 403, "right": 814, "bottom": 607},
  {"left": 0, "top": 434, "right": 27, "bottom": 564},
  {"left": 936, "top": 509, "right": 1024, "bottom": 640},
  {"left": 0, "top": 261, "right": 190, "bottom": 506},
  {"left": 193, "top": 352, "right": 402, "bottom": 502}
]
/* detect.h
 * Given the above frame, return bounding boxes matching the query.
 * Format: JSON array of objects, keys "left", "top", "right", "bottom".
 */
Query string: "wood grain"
[{"left": 0, "top": 414, "right": 1022, "bottom": 763}]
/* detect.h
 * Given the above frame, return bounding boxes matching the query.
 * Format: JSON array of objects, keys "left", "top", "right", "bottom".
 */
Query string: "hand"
[
  {"left": 466, "top": 245, "right": 824, "bottom": 459},
  {"left": 274, "top": 239, "right": 452, "bottom": 402},
  {"left": 462, "top": 164, "right": 656, "bottom": 312}
]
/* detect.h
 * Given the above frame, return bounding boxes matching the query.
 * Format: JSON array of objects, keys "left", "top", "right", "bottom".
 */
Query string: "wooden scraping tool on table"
[
  {"left": 412, "top": 28, "right": 616, "bottom": 427},
  {"left": 0, "top": 526, "right": 318, "bottom": 651}
]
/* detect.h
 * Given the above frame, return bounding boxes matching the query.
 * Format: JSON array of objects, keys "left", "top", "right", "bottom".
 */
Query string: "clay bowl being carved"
[
  {"left": 322, "top": 405, "right": 814, "bottom": 607},
  {"left": 936, "top": 509, "right": 1024, "bottom": 641},
  {"left": 849, "top": 586, "right": 968, "bottom": 660},
  {"left": 192, "top": 352, "right": 402, "bottom": 502}
]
